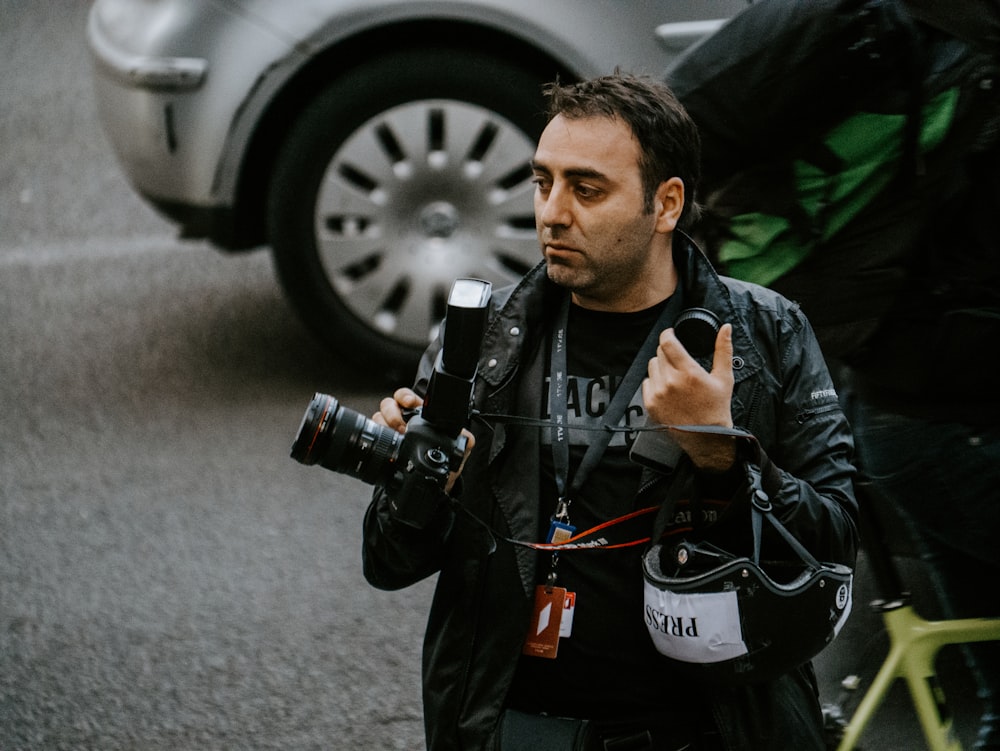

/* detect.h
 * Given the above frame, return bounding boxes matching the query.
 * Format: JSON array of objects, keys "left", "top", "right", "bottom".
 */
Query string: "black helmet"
[
  {"left": 642, "top": 538, "right": 853, "bottom": 685},
  {"left": 641, "top": 450, "right": 853, "bottom": 685}
]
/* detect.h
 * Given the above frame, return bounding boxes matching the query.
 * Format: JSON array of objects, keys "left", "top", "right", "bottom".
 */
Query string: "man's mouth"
[{"left": 544, "top": 242, "right": 578, "bottom": 256}]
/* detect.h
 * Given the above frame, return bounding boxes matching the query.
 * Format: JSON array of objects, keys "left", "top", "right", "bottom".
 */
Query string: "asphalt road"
[
  {"left": 0, "top": 2, "right": 985, "bottom": 749},
  {"left": 2, "top": 3, "right": 430, "bottom": 749}
]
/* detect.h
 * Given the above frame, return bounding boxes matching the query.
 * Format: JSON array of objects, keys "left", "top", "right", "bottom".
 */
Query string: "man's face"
[{"left": 531, "top": 113, "right": 666, "bottom": 311}]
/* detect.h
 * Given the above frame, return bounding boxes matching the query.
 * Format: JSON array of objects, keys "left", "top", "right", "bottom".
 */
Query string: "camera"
[{"left": 290, "top": 278, "right": 493, "bottom": 528}]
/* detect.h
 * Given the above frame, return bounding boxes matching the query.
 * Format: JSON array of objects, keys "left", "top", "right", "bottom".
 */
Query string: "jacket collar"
[{"left": 479, "top": 233, "right": 764, "bottom": 388}]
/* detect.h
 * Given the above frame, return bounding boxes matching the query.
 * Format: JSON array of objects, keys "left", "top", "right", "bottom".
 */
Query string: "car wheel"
[{"left": 268, "top": 48, "right": 548, "bottom": 379}]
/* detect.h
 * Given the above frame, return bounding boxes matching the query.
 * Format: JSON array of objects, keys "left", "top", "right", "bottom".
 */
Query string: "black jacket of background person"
[{"left": 668, "top": 0, "right": 1000, "bottom": 425}]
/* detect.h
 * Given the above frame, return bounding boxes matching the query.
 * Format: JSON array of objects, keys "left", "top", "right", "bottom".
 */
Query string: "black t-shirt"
[{"left": 507, "top": 299, "right": 698, "bottom": 722}]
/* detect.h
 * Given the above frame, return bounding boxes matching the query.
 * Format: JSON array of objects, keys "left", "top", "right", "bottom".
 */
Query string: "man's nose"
[{"left": 538, "top": 183, "right": 572, "bottom": 227}]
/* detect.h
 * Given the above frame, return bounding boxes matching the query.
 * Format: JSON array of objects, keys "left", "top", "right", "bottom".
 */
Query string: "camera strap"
[
  {"left": 548, "top": 291, "right": 683, "bottom": 526},
  {"left": 454, "top": 424, "right": 759, "bottom": 562},
  {"left": 454, "top": 497, "right": 662, "bottom": 553},
  {"left": 455, "top": 292, "right": 685, "bottom": 563}
]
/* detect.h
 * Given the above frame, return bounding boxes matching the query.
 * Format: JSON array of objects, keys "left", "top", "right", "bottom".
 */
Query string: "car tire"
[{"left": 268, "top": 47, "right": 548, "bottom": 380}]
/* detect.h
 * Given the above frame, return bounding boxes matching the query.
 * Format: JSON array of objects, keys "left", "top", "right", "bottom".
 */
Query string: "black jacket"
[{"left": 363, "top": 236, "right": 858, "bottom": 750}]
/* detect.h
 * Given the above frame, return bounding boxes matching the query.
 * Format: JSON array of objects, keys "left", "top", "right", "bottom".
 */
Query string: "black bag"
[
  {"left": 668, "top": 0, "right": 1000, "bottom": 359},
  {"left": 496, "top": 710, "right": 689, "bottom": 751},
  {"left": 671, "top": 0, "right": 906, "bottom": 176},
  {"left": 495, "top": 710, "right": 591, "bottom": 751}
]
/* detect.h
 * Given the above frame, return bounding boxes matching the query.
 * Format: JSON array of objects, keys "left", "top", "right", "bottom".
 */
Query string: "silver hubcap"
[{"left": 314, "top": 99, "right": 539, "bottom": 347}]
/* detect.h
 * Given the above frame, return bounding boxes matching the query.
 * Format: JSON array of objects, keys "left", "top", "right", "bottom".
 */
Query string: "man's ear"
[{"left": 654, "top": 177, "right": 684, "bottom": 233}]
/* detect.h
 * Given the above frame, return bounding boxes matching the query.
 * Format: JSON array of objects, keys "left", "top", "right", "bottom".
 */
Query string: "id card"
[
  {"left": 559, "top": 591, "right": 576, "bottom": 638},
  {"left": 522, "top": 585, "right": 566, "bottom": 659},
  {"left": 546, "top": 520, "right": 576, "bottom": 544}
]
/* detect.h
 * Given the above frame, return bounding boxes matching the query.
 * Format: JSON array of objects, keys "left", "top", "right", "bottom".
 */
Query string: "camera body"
[
  {"left": 290, "top": 278, "right": 493, "bottom": 528},
  {"left": 381, "top": 410, "right": 470, "bottom": 527}
]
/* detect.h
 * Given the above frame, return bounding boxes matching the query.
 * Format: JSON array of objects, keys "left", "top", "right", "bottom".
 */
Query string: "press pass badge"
[{"left": 523, "top": 586, "right": 567, "bottom": 659}]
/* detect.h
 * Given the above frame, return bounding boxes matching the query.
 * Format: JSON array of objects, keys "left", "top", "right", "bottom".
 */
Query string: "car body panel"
[
  {"left": 87, "top": 0, "right": 748, "bottom": 369},
  {"left": 88, "top": 0, "right": 745, "bottom": 220},
  {"left": 89, "top": 0, "right": 298, "bottom": 207}
]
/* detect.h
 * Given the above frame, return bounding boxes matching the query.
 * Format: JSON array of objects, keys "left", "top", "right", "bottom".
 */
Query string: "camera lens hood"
[{"left": 674, "top": 308, "right": 722, "bottom": 357}]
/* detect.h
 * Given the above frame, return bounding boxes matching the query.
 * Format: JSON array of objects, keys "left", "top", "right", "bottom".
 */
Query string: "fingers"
[
  {"left": 650, "top": 323, "right": 733, "bottom": 377},
  {"left": 372, "top": 387, "right": 424, "bottom": 433},
  {"left": 652, "top": 323, "right": 733, "bottom": 372},
  {"left": 646, "top": 327, "right": 703, "bottom": 385},
  {"left": 711, "top": 324, "right": 734, "bottom": 384},
  {"left": 460, "top": 427, "right": 476, "bottom": 454},
  {"left": 652, "top": 326, "right": 688, "bottom": 370},
  {"left": 445, "top": 428, "right": 476, "bottom": 494},
  {"left": 644, "top": 322, "right": 734, "bottom": 429},
  {"left": 393, "top": 387, "right": 424, "bottom": 410}
]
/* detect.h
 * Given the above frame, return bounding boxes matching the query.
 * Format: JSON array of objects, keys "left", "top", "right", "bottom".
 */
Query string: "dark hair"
[{"left": 542, "top": 72, "right": 702, "bottom": 228}]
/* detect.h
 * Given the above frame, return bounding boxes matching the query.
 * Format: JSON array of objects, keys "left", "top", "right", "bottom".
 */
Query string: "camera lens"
[
  {"left": 675, "top": 308, "right": 722, "bottom": 357},
  {"left": 290, "top": 393, "right": 404, "bottom": 485}
]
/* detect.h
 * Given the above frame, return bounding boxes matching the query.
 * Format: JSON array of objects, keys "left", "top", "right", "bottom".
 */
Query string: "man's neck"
[{"left": 571, "top": 263, "right": 678, "bottom": 313}]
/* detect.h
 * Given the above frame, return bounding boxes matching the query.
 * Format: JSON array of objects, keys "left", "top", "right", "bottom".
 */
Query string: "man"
[
  {"left": 667, "top": 2, "right": 1000, "bottom": 747},
  {"left": 362, "top": 73, "right": 858, "bottom": 750}
]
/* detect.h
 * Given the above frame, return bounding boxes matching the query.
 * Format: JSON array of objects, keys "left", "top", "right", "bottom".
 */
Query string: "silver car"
[{"left": 87, "top": 0, "right": 745, "bottom": 376}]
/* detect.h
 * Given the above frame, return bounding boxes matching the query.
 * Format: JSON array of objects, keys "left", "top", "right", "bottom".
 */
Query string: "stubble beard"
[
  {"left": 545, "top": 255, "right": 632, "bottom": 308},
  {"left": 544, "top": 255, "right": 594, "bottom": 297}
]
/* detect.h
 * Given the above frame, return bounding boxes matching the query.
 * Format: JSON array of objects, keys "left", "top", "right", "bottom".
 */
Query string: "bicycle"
[{"left": 825, "top": 482, "right": 1000, "bottom": 751}]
